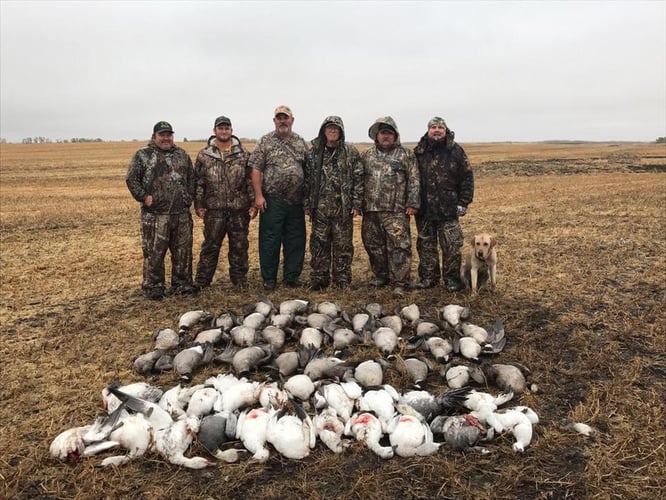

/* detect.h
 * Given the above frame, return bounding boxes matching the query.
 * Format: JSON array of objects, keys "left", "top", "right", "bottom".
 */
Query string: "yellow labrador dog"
[{"left": 460, "top": 232, "right": 498, "bottom": 292}]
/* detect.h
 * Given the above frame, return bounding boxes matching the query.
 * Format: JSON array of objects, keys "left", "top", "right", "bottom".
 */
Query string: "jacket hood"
[
  {"left": 316, "top": 115, "right": 346, "bottom": 143},
  {"left": 368, "top": 116, "right": 400, "bottom": 144}
]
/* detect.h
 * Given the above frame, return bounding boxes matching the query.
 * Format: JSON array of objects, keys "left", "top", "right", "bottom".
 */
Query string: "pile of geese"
[{"left": 51, "top": 297, "right": 546, "bottom": 468}]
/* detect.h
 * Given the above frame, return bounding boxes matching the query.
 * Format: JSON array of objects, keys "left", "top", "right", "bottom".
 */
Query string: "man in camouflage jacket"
[
  {"left": 193, "top": 116, "right": 256, "bottom": 290},
  {"left": 413, "top": 117, "right": 474, "bottom": 291},
  {"left": 361, "top": 116, "right": 420, "bottom": 296},
  {"left": 126, "top": 121, "right": 195, "bottom": 300},
  {"left": 304, "top": 116, "right": 363, "bottom": 290},
  {"left": 250, "top": 106, "right": 309, "bottom": 290}
]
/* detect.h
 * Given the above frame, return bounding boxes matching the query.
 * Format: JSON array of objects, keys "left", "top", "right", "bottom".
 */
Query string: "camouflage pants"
[
  {"left": 141, "top": 211, "right": 193, "bottom": 294},
  {"left": 309, "top": 210, "right": 354, "bottom": 286},
  {"left": 415, "top": 216, "right": 463, "bottom": 282},
  {"left": 195, "top": 210, "right": 250, "bottom": 286},
  {"left": 361, "top": 211, "right": 412, "bottom": 287}
]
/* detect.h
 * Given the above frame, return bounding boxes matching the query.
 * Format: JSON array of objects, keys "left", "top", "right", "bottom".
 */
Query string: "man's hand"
[
  {"left": 255, "top": 195, "right": 267, "bottom": 213},
  {"left": 406, "top": 207, "right": 418, "bottom": 216},
  {"left": 144, "top": 194, "right": 153, "bottom": 207},
  {"left": 196, "top": 208, "right": 206, "bottom": 218},
  {"left": 456, "top": 205, "right": 467, "bottom": 217},
  {"left": 249, "top": 206, "right": 258, "bottom": 219}
]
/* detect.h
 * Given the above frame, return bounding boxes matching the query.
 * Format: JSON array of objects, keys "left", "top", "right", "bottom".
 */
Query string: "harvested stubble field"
[{"left": 1, "top": 140, "right": 665, "bottom": 500}]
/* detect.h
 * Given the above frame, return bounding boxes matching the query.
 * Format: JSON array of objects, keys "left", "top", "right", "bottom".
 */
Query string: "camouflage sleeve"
[
  {"left": 194, "top": 152, "right": 206, "bottom": 210},
  {"left": 184, "top": 151, "right": 195, "bottom": 208},
  {"left": 405, "top": 149, "right": 421, "bottom": 209},
  {"left": 350, "top": 145, "right": 364, "bottom": 211},
  {"left": 248, "top": 137, "right": 266, "bottom": 172},
  {"left": 456, "top": 147, "right": 474, "bottom": 207},
  {"left": 125, "top": 150, "right": 147, "bottom": 203},
  {"left": 303, "top": 146, "right": 315, "bottom": 209},
  {"left": 244, "top": 151, "right": 255, "bottom": 204}
]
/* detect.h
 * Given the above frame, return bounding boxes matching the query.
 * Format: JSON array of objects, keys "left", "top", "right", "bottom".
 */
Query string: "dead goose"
[
  {"left": 327, "top": 326, "right": 360, "bottom": 351},
  {"left": 230, "top": 325, "right": 258, "bottom": 347},
  {"left": 314, "top": 381, "right": 356, "bottom": 422},
  {"left": 152, "top": 328, "right": 180, "bottom": 351},
  {"left": 379, "top": 315, "right": 403, "bottom": 335},
  {"left": 431, "top": 413, "right": 487, "bottom": 452},
  {"left": 372, "top": 327, "right": 399, "bottom": 355},
  {"left": 426, "top": 336, "right": 453, "bottom": 363},
  {"left": 313, "top": 407, "right": 349, "bottom": 453},
  {"left": 178, "top": 310, "right": 213, "bottom": 335},
  {"left": 440, "top": 304, "right": 470, "bottom": 329},
  {"left": 154, "top": 416, "right": 214, "bottom": 469},
  {"left": 261, "top": 325, "right": 287, "bottom": 351},
  {"left": 174, "top": 343, "right": 215, "bottom": 382},
  {"left": 399, "top": 303, "right": 420, "bottom": 325},
  {"left": 232, "top": 344, "right": 273, "bottom": 377},
  {"left": 133, "top": 349, "right": 167, "bottom": 375},
  {"left": 194, "top": 327, "right": 226, "bottom": 345},
  {"left": 273, "top": 351, "right": 300, "bottom": 377},
  {"left": 471, "top": 363, "right": 528, "bottom": 393},
  {"left": 344, "top": 411, "right": 394, "bottom": 459},
  {"left": 402, "top": 357, "right": 431, "bottom": 389},
  {"left": 316, "top": 301, "right": 341, "bottom": 318},
  {"left": 236, "top": 407, "right": 271, "bottom": 463},
  {"left": 300, "top": 327, "right": 324, "bottom": 349},
  {"left": 266, "top": 401, "right": 316, "bottom": 459},
  {"left": 102, "top": 382, "right": 164, "bottom": 414},
  {"left": 354, "top": 359, "right": 384, "bottom": 387},
  {"left": 284, "top": 373, "right": 316, "bottom": 401},
  {"left": 185, "top": 387, "right": 220, "bottom": 418},
  {"left": 279, "top": 299, "right": 309, "bottom": 316},
  {"left": 416, "top": 321, "right": 440, "bottom": 337},
  {"left": 490, "top": 406, "right": 539, "bottom": 452},
  {"left": 198, "top": 411, "right": 242, "bottom": 462},
  {"left": 386, "top": 404, "right": 441, "bottom": 457},
  {"left": 243, "top": 312, "right": 266, "bottom": 330},
  {"left": 363, "top": 302, "right": 384, "bottom": 318},
  {"left": 270, "top": 313, "right": 293, "bottom": 329},
  {"left": 455, "top": 336, "right": 482, "bottom": 361},
  {"left": 444, "top": 364, "right": 471, "bottom": 389},
  {"left": 211, "top": 311, "right": 236, "bottom": 331},
  {"left": 254, "top": 294, "right": 275, "bottom": 317},
  {"left": 350, "top": 312, "right": 371, "bottom": 333}
]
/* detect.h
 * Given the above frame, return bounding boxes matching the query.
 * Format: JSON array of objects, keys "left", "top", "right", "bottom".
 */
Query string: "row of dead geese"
[{"left": 50, "top": 297, "right": 593, "bottom": 468}]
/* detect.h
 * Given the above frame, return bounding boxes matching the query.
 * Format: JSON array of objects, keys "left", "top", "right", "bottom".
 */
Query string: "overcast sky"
[{"left": 1, "top": 0, "right": 665, "bottom": 143}]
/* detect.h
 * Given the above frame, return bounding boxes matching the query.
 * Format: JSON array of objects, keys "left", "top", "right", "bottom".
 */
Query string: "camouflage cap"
[
  {"left": 274, "top": 105, "right": 293, "bottom": 118},
  {"left": 428, "top": 116, "right": 447, "bottom": 129},
  {"left": 214, "top": 116, "right": 232, "bottom": 127},
  {"left": 153, "top": 121, "right": 174, "bottom": 134}
]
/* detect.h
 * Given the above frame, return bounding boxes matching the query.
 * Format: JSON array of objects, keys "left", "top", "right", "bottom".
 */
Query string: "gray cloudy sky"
[{"left": 1, "top": 0, "right": 665, "bottom": 143}]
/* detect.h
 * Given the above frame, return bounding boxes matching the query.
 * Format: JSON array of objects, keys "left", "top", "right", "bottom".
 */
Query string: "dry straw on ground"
[{"left": 1, "top": 140, "right": 665, "bottom": 499}]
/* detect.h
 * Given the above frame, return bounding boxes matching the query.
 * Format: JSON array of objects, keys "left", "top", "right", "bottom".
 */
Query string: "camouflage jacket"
[
  {"left": 413, "top": 129, "right": 474, "bottom": 220},
  {"left": 304, "top": 116, "right": 363, "bottom": 217},
  {"left": 126, "top": 141, "right": 194, "bottom": 214},
  {"left": 362, "top": 145, "right": 420, "bottom": 213},
  {"left": 194, "top": 135, "right": 253, "bottom": 211},
  {"left": 249, "top": 131, "right": 309, "bottom": 205}
]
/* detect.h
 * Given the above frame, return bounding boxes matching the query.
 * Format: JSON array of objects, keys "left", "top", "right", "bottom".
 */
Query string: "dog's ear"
[
  {"left": 490, "top": 236, "right": 498, "bottom": 248},
  {"left": 468, "top": 234, "right": 477, "bottom": 246}
]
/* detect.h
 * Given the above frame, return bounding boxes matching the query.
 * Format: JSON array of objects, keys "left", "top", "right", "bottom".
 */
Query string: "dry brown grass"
[{"left": 1, "top": 141, "right": 665, "bottom": 499}]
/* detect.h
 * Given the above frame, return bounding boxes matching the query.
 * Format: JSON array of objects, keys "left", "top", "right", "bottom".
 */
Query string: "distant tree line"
[{"left": 657, "top": 137, "right": 666, "bottom": 144}]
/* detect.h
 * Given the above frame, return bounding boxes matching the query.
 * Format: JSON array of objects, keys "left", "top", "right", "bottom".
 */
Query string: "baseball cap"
[
  {"left": 274, "top": 105, "right": 293, "bottom": 118},
  {"left": 214, "top": 116, "right": 232, "bottom": 127},
  {"left": 153, "top": 121, "right": 174, "bottom": 134}
]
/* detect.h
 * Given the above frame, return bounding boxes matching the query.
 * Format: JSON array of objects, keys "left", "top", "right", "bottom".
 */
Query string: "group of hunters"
[{"left": 125, "top": 106, "right": 475, "bottom": 301}]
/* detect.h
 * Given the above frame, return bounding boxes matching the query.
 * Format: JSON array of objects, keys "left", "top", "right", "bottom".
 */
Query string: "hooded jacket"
[
  {"left": 361, "top": 116, "right": 420, "bottom": 213},
  {"left": 304, "top": 116, "right": 363, "bottom": 216},
  {"left": 126, "top": 140, "right": 194, "bottom": 214},
  {"left": 194, "top": 135, "right": 253, "bottom": 211},
  {"left": 413, "top": 128, "right": 474, "bottom": 220}
]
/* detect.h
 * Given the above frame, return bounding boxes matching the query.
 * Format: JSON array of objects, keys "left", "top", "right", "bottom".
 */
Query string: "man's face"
[
  {"left": 154, "top": 131, "right": 174, "bottom": 151},
  {"left": 324, "top": 125, "right": 341, "bottom": 145},
  {"left": 214, "top": 125, "right": 233, "bottom": 142},
  {"left": 377, "top": 129, "right": 396, "bottom": 148},
  {"left": 273, "top": 113, "right": 294, "bottom": 135},
  {"left": 427, "top": 124, "right": 447, "bottom": 141}
]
